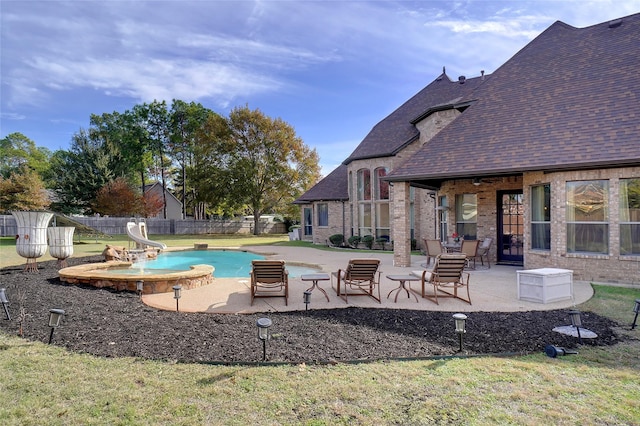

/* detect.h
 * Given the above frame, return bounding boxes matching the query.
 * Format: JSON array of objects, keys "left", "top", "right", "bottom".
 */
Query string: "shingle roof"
[
  {"left": 293, "top": 163, "right": 349, "bottom": 204},
  {"left": 343, "top": 72, "right": 486, "bottom": 164},
  {"left": 388, "top": 13, "right": 640, "bottom": 187}
]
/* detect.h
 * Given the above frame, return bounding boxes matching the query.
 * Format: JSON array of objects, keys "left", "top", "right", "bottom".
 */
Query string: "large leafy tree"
[
  {"left": 0, "top": 132, "right": 51, "bottom": 180},
  {"left": 199, "top": 105, "right": 321, "bottom": 234},
  {"left": 0, "top": 165, "right": 51, "bottom": 212}
]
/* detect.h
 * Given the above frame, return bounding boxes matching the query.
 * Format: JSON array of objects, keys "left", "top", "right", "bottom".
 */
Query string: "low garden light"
[
  {"left": 0, "top": 288, "right": 10, "bottom": 320},
  {"left": 632, "top": 299, "right": 640, "bottom": 330},
  {"left": 173, "top": 285, "right": 182, "bottom": 312},
  {"left": 453, "top": 313, "right": 467, "bottom": 352},
  {"left": 303, "top": 290, "right": 312, "bottom": 311},
  {"left": 257, "top": 317, "right": 272, "bottom": 361},
  {"left": 568, "top": 310, "right": 583, "bottom": 343},
  {"left": 136, "top": 280, "right": 144, "bottom": 299},
  {"left": 48, "top": 308, "right": 65, "bottom": 344}
]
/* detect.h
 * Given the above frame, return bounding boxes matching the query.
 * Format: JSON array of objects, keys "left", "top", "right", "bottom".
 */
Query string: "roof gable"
[
  {"left": 343, "top": 72, "right": 487, "bottom": 164},
  {"left": 389, "top": 13, "right": 640, "bottom": 184}
]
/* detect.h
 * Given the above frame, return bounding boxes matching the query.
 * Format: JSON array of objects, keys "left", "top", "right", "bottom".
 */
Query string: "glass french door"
[{"left": 498, "top": 190, "right": 524, "bottom": 265}]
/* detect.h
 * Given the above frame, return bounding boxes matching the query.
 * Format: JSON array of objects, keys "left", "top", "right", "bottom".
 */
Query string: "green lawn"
[{"left": 1, "top": 237, "right": 639, "bottom": 425}]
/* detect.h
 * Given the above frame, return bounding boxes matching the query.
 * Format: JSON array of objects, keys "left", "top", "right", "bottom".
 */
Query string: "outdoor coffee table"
[
  {"left": 386, "top": 275, "right": 420, "bottom": 303},
  {"left": 300, "top": 273, "right": 331, "bottom": 302}
]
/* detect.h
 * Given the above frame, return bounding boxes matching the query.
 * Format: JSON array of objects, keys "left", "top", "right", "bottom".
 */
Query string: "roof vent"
[
  {"left": 608, "top": 19, "right": 622, "bottom": 28},
  {"left": 458, "top": 75, "right": 466, "bottom": 84}
]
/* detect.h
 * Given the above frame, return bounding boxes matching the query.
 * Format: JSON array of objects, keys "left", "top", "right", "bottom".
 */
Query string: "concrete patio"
[{"left": 142, "top": 245, "right": 593, "bottom": 314}]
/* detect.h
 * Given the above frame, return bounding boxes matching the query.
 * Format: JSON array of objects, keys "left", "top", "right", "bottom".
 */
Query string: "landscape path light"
[
  {"left": 173, "top": 285, "right": 182, "bottom": 312},
  {"left": 453, "top": 313, "right": 467, "bottom": 352},
  {"left": 48, "top": 308, "right": 65, "bottom": 344},
  {"left": 303, "top": 290, "right": 312, "bottom": 311},
  {"left": 0, "top": 288, "right": 10, "bottom": 320},
  {"left": 257, "top": 317, "right": 272, "bottom": 361},
  {"left": 632, "top": 299, "right": 640, "bottom": 330}
]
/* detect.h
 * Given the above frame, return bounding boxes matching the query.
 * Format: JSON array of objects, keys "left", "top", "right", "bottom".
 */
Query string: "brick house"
[{"left": 295, "top": 13, "right": 640, "bottom": 284}]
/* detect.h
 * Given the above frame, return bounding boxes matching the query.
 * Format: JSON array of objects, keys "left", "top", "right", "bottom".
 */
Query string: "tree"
[
  {"left": 48, "top": 130, "right": 116, "bottom": 214},
  {"left": 206, "top": 106, "right": 321, "bottom": 234},
  {"left": 169, "top": 100, "right": 210, "bottom": 219},
  {"left": 0, "top": 132, "right": 51, "bottom": 180},
  {"left": 92, "top": 177, "right": 141, "bottom": 217},
  {"left": 0, "top": 166, "right": 51, "bottom": 212}
]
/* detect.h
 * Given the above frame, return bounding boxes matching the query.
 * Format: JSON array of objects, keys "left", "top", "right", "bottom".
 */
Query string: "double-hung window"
[
  {"left": 566, "top": 180, "right": 608, "bottom": 254},
  {"left": 317, "top": 203, "right": 328, "bottom": 227},
  {"left": 620, "top": 178, "right": 640, "bottom": 255},
  {"left": 531, "top": 184, "right": 551, "bottom": 250}
]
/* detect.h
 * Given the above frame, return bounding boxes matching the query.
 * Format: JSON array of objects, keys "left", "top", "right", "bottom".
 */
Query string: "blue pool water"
[{"left": 127, "top": 250, "right": 318, "bottom": 278}]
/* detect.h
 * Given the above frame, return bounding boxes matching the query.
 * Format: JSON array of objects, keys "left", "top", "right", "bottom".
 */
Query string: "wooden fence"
[{"left": 0, "top": 215, "right": 287, "bottom": 236}]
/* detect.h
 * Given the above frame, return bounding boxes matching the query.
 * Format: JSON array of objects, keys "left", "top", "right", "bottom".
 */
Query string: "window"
[
  {"left": 455, "top": 194, "right": 477, "bottom": 240},
  {"left": 620, "top": 178, "right": 640, "bottom": 255},
  {"left": 317, "top": 203, "right": 328, "bottom": 227},
  {"left": 374, "top": 167, "right": 389, "bottom": 200},
  {"left": 438, "top": 196, "right": 448, "bottom": 242},
  {"left": 359, "top": 203, "right": 372, "bottom": 236},
  {"left": 376, "top": 203, "right": 389, "bottom": 239},
  {"left": 357, "top": 169, "right": 371, "bottom": 201},
  {"left": 303, "top": 208, "right": 313, "bottom": 236},
  {"left": 531, "top": 184, "right": 551, "bottom": 250},
  {"left": 566, "top": 180, "right": 608, "bottom": 254}
]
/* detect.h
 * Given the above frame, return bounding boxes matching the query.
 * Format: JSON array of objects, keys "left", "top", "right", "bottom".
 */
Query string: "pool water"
[{"left": 127, "top": 250, "right": 319, "bottom": 278}]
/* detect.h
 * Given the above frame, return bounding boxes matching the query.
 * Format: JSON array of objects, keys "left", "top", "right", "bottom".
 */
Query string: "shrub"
[
  {"left": 375, "top": 237, "right": 388, "bottom": 249},
  {"left": 328, "top": 234, "right": 344, "bottom": 247},
  {"left": 361, "top": 235, "right": 375, "bottom": 249},
  {"left": 348, "top": 235, "right": 361, "bottom": 248}
]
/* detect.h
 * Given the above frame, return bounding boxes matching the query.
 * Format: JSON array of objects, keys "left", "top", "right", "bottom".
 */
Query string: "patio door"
[{"left": 497, "top": 190, "right": 524, "bottom": 265}]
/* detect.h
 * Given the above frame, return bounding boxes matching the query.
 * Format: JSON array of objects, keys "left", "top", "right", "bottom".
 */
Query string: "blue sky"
[{"left": 1, "top": 1, "right": 639, "bottom": 175}]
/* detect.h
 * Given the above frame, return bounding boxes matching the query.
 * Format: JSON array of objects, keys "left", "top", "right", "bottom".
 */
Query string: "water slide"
[{"left": 126, "top": 221, "right": 167, "bottom": 250}]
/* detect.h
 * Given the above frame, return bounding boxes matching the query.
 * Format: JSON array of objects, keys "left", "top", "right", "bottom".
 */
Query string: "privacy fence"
[{"left": 0, "top": 215, "right": 287, "bottom": 237}]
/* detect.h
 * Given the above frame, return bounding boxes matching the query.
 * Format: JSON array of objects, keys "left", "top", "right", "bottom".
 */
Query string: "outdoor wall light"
[
  {"left": 453, "top": 313, "right": 467, "bottom": 352},
  {"left": 632, "top": 299, "right": 640, "bottom": 330},
  {"left": 173, "top": 285, "right": 182, "bottom": 312},
  {"left": 136, "top": 280, "right": 144, "bottom": 298},
  {"left": 257, "top": 317, "right": 272, "bottom": 361},
  {"left": 472, "top": 177, "right": 482, "bottom": 186},
  {"left": 303, "top": 290, "right": 312, "bottom": 311},
  {"left": 0, "top": 288, "right": 10, "bottom": 321},
  {"left": 568, "top": 310, "right": 583, "bottom": 343},
  {"left": 48, "top": 308, "right": 65, "bottom": 344}
]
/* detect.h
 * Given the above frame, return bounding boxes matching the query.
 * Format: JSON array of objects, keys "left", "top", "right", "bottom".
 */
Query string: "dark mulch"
[{"left": 0, "top": 256, "right": 622, "bottom": 364}]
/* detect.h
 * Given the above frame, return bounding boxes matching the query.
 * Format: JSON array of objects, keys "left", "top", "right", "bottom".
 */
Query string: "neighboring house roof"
[
  {"left": 293, "top": 164, "right": 349, "bottom": 204},
  {"left": 343, "top": 71, "right": 487, "bottom": 164},
  {"left": 388, "top": 13, "right": 640, "bottom": 188},
  {"left": 144, "top": 182, "right": 183, "bottom": 206}
]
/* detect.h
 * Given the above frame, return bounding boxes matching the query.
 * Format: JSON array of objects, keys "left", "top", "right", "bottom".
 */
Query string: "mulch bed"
[{"left": 0, "top": 256, "right": 621, "bottom": 364}]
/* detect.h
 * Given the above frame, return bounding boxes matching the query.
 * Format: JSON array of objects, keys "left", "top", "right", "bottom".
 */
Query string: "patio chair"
[
  {"left": 250, "top": 260, "right": 289, "bottom": 305},
  {"left": 423, "top": 239, "right": 444, "bottom": 267},
  {"left": 460, "top": 239, "right": 480, "bottom": 269},
  {"left": 474, "top": 237, "right": 493, "bottom": 268},
  {"left": 411, "top": 254, "right": 471, "bottom": 305},
  {"left": 331, "top": 258, "right": 381, "bottom": 304}
]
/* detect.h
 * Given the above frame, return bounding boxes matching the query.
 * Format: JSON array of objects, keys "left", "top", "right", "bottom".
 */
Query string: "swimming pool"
[{"left": 59, "top": 249, "right": 322, "bottom": 295}]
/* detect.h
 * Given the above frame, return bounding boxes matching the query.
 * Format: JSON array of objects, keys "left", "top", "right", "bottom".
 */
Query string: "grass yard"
[{"left": 1, "top": 236, "right": 639, "bottom": 424}]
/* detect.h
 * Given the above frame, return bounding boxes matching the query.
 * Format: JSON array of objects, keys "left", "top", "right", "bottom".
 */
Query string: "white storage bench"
[{"left": 517, "top": 268, "right": 573, "bottom": 303}]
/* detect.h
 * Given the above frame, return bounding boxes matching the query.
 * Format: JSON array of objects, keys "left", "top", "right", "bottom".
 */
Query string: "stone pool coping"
[{"left": 59, "top": 261, "right": 215, "bottom": 294}]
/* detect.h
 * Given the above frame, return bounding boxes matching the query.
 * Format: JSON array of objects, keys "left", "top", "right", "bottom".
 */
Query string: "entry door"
[
  {"left": 498, "top": 190, "right": 524, "bottom": 265},
  {"left": 303, "top": 208, "right": 313, "bottom": 236}
]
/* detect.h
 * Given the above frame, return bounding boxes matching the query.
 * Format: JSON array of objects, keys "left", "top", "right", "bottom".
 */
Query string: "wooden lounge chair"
[
  {"left": 460, "top": 239, "right": 480, "bottom": 269},
  {"left": 423, "top": 239, "right": 444, "bottom": 267},
  {"left": 411, "top": 254, "right": 471, "bottom": 305},
  {"left": 250, "top": 260, "right": 288, "bottom": 305},
  {"left": 331, "top": 258, "right": 381, "bottom": 303}
]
